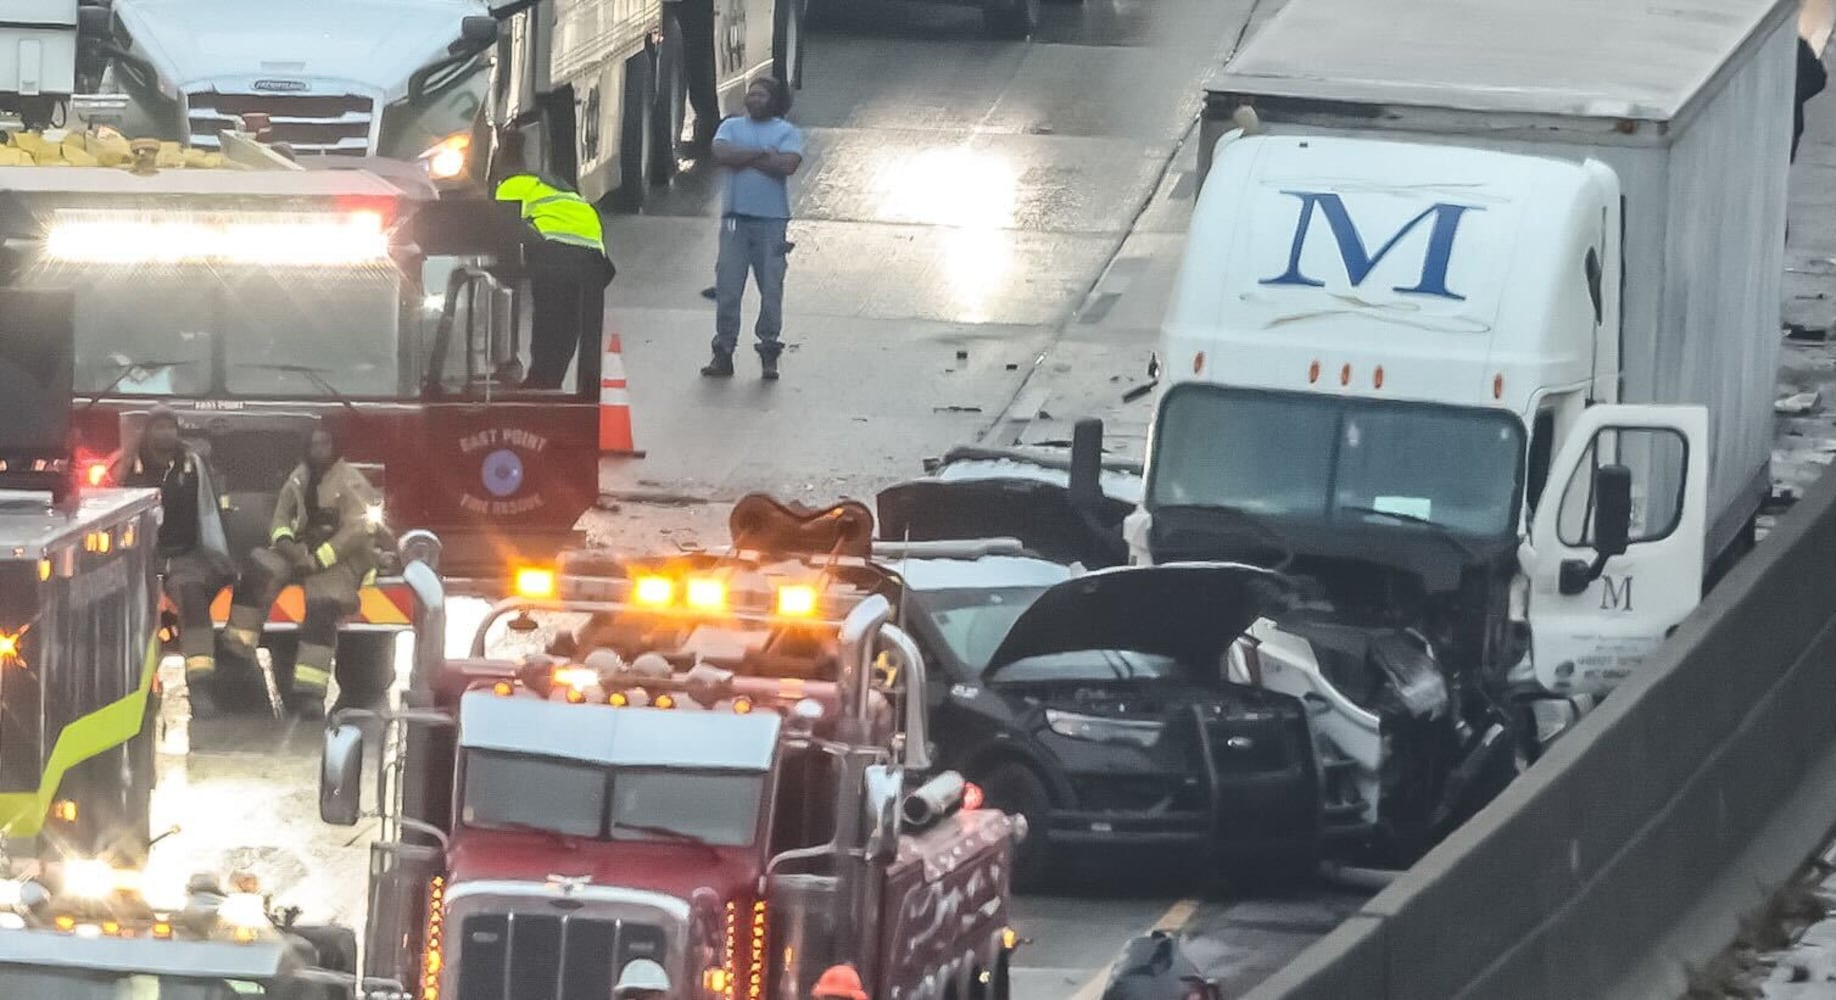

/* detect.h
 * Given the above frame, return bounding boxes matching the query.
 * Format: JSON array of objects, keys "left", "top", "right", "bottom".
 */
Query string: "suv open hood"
[{"left": 984, "top": 563, "right": 1292, "bottom": 673}]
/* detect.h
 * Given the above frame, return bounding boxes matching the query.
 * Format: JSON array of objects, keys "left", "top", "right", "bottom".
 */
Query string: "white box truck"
[{"left": 1096, "top": 0, "right": 1798, "bottom": 858}]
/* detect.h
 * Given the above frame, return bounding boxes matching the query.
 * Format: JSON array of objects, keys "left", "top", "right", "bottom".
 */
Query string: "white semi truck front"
[{"left": 72, "top": 0, "right": 496, "bottom": 175}]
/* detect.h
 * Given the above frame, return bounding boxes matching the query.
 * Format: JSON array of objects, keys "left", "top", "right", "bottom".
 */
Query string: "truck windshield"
[
  {"left": 0, "top": 969, "right": 271, "bottom": 998},
  {"left": 462, "top": 751, "right": 765, "bottom": 848},
  {"left": 1148, "top": 385, "right": 1526, "bottom": 537},
  {"left": 24, "top": 263, "right": 404, "bottom": 399}
]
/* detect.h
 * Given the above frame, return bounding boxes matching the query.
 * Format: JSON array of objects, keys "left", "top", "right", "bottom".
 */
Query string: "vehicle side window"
[
  {"left": 768, "top": 748, "right": 837, "bottom": 854},
  {"left": 1557, "top": 426, "right": 1688, "bottom": 547}
]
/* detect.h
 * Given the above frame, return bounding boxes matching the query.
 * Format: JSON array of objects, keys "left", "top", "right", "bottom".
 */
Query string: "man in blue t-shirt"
[{"left": 702, "top": 76, "right": 804, "bottom": 380}]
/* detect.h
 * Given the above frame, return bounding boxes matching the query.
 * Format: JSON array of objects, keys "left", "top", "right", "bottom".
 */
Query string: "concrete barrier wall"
[{"left": 1245, "top": 467, "right": 1836, "bottom": 1000}]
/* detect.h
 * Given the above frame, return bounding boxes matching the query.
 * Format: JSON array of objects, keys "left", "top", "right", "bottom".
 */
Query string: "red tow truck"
[{"left": 317, "top": 522, "right": 1026, "bottom": 999}]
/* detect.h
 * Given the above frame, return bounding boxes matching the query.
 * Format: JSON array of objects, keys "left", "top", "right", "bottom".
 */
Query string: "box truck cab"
[{"left": 1136, "top": 130, "right": 1713, "bottom": 704}]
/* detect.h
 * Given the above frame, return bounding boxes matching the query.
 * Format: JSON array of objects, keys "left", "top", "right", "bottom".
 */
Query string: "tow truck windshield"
[
  {"left": 460, "top": 751, "right": 765, "bottom": 848},
  {"left": 26, "top": 264, "right": 405, "bottom": 399},
  {"left": 1148, "top": 385, "right": 1527, "bottom": 538},
  {"left": 0, "top": 969, "right": 273, "bottom": 999}
]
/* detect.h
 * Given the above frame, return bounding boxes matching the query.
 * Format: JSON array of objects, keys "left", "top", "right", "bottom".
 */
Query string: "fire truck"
[
  {"left": 0, "top": 855, "right": 398, "bottom": 999},
  {"left": 0, "top": 125, "right": 607, "bottom": 696},
  {"left": 317, "top": 520, "right": 1025, "bottom": 999},
  {"left": 0, "top": 287, "right": 164, "bottom": 863}
]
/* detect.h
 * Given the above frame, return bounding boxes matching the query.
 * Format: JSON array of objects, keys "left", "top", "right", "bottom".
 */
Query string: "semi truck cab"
[{"left": 321, "top": 538, "right": 1024, "bottom": 1000}]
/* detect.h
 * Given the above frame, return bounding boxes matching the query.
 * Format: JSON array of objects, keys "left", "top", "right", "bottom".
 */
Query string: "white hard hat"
[{"left": 615, "top": 958, "right": 672, "bottom": 994}]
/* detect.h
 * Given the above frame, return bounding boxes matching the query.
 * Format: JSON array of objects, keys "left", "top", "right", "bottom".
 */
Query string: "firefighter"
[
  {"left": 110, "top": 406, "right": 241, "bottom": 715},
  {"left": 492, "top": 129, "right": 616, "bottom": 390},
  {"left": 812, "top": 964, "right": 870, "bottom": 1000},
  {"left": 612, "top": 958, "right": 671, "bottom": 999},
  {"left": 219, "top": 424, "right": 380, "bottom": 719}
]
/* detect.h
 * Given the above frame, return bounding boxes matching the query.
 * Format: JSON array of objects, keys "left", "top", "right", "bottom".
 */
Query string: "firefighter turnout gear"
[
  {"left": 494, "top": 172, "right": 616, "bottom": 390},
  {"left": 222, "top": 457, "right": 380, "bottom": 717},
  {"left": 111, "top": 418, "right": 236, "bottom": 706}
]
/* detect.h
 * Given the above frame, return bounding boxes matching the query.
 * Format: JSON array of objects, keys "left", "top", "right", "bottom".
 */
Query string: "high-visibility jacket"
[{"left": 495, "top": 174, "right": 607, "bottom": 255}]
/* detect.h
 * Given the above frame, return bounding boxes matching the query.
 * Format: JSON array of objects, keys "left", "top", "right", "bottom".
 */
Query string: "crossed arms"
[{"left": 712, "top": 140, "right": 802, "bottom": 177}]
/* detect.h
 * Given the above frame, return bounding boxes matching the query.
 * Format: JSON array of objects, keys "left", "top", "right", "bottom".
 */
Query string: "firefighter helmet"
[
  {"left": 813, "top": 963, "right": 869, "bottom": 1000},
  {"left": 614, "top": 958, "right": 671, "bottom": 996}
]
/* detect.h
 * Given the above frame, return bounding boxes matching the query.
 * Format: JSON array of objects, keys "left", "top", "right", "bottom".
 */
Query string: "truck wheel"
[
  {"left": 981, "top": 0, "right": 1039, "bottom": 40},
  {"left": 979, "top": 762, "right": 1053, "bottom": 891},
  {"left": 772, "top": 0, "right": 807, "bottom": 91},
  {"left": 613, "top": 49, "right": 658, "bottom": 211},
  {"left": 651, "top": 15, "right": 687, "bottom": 182}
]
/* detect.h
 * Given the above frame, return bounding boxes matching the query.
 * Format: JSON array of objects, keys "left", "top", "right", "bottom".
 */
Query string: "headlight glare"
[{"left": 1044, "top": 709, "right": 1164, "bottom": 748}]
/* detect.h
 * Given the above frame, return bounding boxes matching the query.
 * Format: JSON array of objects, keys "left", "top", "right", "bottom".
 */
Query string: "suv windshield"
[
  {"left": 914, "top": 587, "right": 1051, "bottom": 673},
  {"left": 1148, "top": 386, "right": 1527, "bottom": 537},
  {"left": 461, "top": 751, "right": 765, "bottom": 847},
  {"left": 25, "top": 263, "right": 404, "bottom": 399},
  {"left": 0, "top": 969, "right": 271, "bottom": 998}
]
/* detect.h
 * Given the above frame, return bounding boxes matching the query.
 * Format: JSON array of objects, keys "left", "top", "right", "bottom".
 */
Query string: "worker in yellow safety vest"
[
  {"left": 220, "top": 423, "right": 381, "bottom": 719},
  {"left": 492, "top": 130, "right": 617, "bottom": 390}
]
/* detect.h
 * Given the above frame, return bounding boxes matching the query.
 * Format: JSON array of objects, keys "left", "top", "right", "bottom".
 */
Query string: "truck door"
[{"left": 1523, "top": 404, "right": 1708, "bottom": 697}]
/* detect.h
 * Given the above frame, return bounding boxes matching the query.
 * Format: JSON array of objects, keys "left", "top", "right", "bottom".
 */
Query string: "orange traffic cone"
[{"left": 599, "top": 333, "right": 645, "bottom": 457}]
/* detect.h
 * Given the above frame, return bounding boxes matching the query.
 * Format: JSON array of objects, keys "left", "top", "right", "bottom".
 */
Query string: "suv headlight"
[{"left": 1044, "top": 709, "right": 1164, "bottom": 748}]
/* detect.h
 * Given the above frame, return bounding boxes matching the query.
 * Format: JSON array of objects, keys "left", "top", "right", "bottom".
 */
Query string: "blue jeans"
[{"left": 713, "top": 215, "right": 788, "bottom": 358}]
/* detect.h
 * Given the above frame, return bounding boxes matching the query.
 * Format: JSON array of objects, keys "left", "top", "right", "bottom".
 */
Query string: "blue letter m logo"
[{"left": 1259, "top": 191, "right": 1480, "bottom": 301}]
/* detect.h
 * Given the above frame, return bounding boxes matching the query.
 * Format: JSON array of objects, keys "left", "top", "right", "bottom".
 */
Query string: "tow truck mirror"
[
  {"left": 320, "top": 724, "right": 366, "bottom": 827},
  {"left": 1593, "top": 464, "right": 1633, "bottom": 559}
]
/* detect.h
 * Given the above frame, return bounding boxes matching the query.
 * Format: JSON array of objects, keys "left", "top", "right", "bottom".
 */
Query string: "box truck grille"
[
  {"left": 185, "top": 92, "right": 375, "bottom": 155},
  {"left": 456, "top": 912, "right": 669, "bottom": 1000}
]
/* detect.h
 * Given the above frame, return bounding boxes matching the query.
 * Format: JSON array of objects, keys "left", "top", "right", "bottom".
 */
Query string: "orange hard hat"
[{"left": 812, "top": 964, "right": 869, "bottom": 1000}]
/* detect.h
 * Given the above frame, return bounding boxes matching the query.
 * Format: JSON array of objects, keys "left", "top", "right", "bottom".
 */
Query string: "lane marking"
[{"left": 1064, "top": 897, "right": 1202, "bottom": 1000}]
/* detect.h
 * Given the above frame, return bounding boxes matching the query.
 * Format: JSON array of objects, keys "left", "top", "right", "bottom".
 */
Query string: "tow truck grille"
[
  {"left": 457, "top": 913, "right": 668, "bottom": 1000},
  {"left": 185, "top": 91, "right": 375, "bottom": 155}
]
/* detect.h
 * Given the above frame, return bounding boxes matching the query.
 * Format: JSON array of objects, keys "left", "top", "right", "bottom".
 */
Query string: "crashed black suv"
[{"left": 887, "top": 556, "right": 1322, "bottom": 887}]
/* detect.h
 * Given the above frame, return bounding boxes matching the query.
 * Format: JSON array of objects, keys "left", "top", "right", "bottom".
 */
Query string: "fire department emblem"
[{"left": 481, "top": 448, "right": 524, "bottom": 498}]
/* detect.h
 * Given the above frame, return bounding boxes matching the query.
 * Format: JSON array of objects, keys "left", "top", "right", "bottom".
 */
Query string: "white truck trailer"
[{"left": 1096, "top": 0, "right": 1798, "bottom": 858}]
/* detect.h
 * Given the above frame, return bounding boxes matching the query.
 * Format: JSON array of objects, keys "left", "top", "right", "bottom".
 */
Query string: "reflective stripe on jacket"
[{"left": 495, "top": 174, "right": 607, "bottom": 255}]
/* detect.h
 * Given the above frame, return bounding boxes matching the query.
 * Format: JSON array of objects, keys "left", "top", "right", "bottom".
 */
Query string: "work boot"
[
  {"left": 184, "top": 657, "right": 221, "bottom": 720},
  {"left": 700, "top": 351, "right": 735, "bottom": 378},
  {"left": 760, "top": 353, "right": 780, "bottom": 381}
]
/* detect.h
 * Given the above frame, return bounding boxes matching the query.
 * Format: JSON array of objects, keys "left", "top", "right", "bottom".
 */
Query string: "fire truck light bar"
[{"left": 44, "top": 210, "right": 391, "bottom": 266}]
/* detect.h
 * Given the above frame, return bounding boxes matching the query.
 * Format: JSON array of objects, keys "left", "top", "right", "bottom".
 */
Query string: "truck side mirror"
[
  {"left": 1592, "top": 464, "right": 1632, "bottom": 558},
  {"left": 460, "top": 15, "right": 499, "bottom": 45},
  {"left": 77, "top": 6, "right": 111, "bottom": 38},
  {"left": 1558, "top": 463, "right": 1633, "bottom": 595},
  {"left": 1068, "top": 418, "right": 1104, "bottom": 512},
  {"left": 320, "top": 724, "right": 365, "bottom": 827}
]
